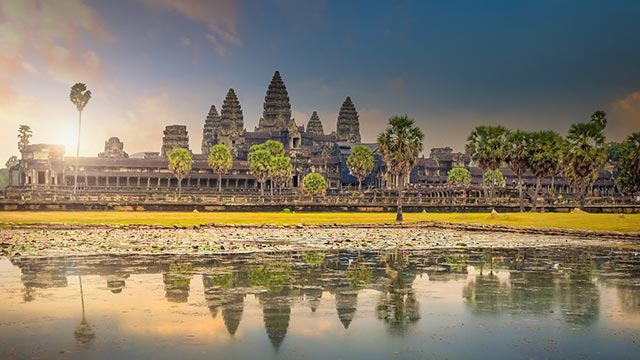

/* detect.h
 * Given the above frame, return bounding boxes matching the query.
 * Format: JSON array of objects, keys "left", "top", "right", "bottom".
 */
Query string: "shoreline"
[
  {"left": 1, "top": 220, "right": 639, "bottom": 239},
  {"left": 2, "top": 222, "right": 638, "bottom": 258}
]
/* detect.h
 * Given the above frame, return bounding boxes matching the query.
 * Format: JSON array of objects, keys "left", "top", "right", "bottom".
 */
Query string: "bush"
[{"left": 303, "top": 173, "right": 326, "bottom": 196}]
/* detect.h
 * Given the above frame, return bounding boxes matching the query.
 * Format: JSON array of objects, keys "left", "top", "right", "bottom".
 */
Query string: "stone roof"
[
  {"left": 336, "top": 96, "right": 361, "bottom": 143},
  {"left": 202, "top": 105, "right": 220, "bottom": 154},
  {"left": 306, "top": 111, "right": 324, "bottom": 135},
  {"left": 219, "top": 88, "right": 244, "bottom": 134},
  {"left": 258, "top": 70, "right": 292, "bottom": 132}
]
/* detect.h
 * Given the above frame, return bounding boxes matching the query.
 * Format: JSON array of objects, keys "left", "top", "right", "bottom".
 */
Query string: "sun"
[{"left": 54, "top": 124, "right": 78, "bottom": 156}]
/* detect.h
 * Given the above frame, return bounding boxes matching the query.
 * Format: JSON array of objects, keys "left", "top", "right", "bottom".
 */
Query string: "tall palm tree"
[
  {"left": 616, "top": 132, "right": 640, "bottom": 196},
  {"left": 70, "top": 83, "right": 92, "bottom": 194},
  {"left": 208, "top": 144, "right": 233, "bottom": 193},
  {"left": 168, "top": 148, "right": 193, "bottom": 195},
  {"left": 377, "top": 116, "right": 424, "bottom": 222},
  {"left": 506, "top": 130, "right": 531, "bottom": 212},
  {"left": 465, "top": 125, "right": 510, "bottom": 198},
  {"left": 565, "top": 111, "right": 607, "bottom": 209},
  {"left": 527, "top": 130, "right": 565, "bottom": 211}
]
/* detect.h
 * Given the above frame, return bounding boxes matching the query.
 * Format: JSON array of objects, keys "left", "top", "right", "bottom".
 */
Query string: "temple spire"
[
  {"left": 336, "top": 96, "right": 361, "bottom": 143},
  {"left": 306, "top": 111, "right": 324, "bottom": 135},
  {"left": 257, "top": 70, "right": 292, "bottom": 132},
  {"left": 201, "top": 105, "right": 220, "bottom": 154}
]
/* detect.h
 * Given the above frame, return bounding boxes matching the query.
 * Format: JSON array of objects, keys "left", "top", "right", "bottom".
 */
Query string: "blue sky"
[{"left": 1, "top": 0, "right": 639, "bottom": 163}]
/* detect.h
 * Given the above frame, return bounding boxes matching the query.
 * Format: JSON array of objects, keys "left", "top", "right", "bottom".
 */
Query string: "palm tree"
[
  {"left": 248, "top": 147, "right": 272, "bottom": 197},
  {"left": 565, "top": 111, "right": 608, "bottom": 209},
  {"left": 271, "top": 156, "right": 292, "bottom": 193},
  {"left": 506, "top": 130, "right": 530, "bottom": 212},
  {"left": 527, "top": 130, "right": 565, "bottom": 211},
  {"left": 346, "top": 145, "right": 374, "bottom": 191},
  {"left": 465, "top": 125, "right": 510, "bottom": 198},
  {"left": 208, "top": 144, "right": 233, "bottom": 193},
  {"left": 168, "top": 148, "right": 193, "bottom": 195},
  {"left": 69, "top": 83, "right": 92, "bottom": 194},
  {"left": 17, "top": 124, "right": 32, "bottom": 152},
  {"left": 615, "top": 132, "right": 640, "bottom": 196},
  {"left": 377, "top": 116, "right": 424, "bottom": 222}
]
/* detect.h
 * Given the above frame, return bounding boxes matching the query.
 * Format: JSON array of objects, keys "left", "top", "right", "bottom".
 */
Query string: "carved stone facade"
[
  {"left": 161, "top": 125, "right": 189, "bottom": 158},
  {"left": 336, "top": 96, "right": 361, "bottom": 143},
  {"left": 306, "top": 111, "right": 324, "bottom": 135},
  {"left": 99, "top": 137, "right": 128, "bottom": 158},
  {"left": 214, "top": 89, "right": 245, "bottom": 156},
  {"left": 257, "top": 71, "right": 293, "bottom": 132},
  {"left": 201, "top": 105, "right": 220, "bottom": 155}
]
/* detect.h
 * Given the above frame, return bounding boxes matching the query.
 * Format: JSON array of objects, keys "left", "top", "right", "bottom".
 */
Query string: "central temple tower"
[{"left": 257, "top": 71, "right": 293, "bottom": 132}]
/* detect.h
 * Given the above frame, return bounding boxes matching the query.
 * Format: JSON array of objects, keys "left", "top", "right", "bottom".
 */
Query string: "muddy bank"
[{"left": 1, "top": 224, "right": 638, "bottom": 258}]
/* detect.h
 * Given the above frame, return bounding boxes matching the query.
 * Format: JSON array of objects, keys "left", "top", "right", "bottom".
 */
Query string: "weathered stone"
[
  {"left": 257, "top": 71, "right": 293, "bottom": 132},
  {"left": 98, "top": 137, "right": 128, "bottom": 158},
  {"left": 336, "top": 96, "right": 361, "bottom": 143},
  {"left": 216, "top": 88, "right": 245, "bottom": 155},
  {"left": 306, "top": 111, "right": 324, "bottom": 135},
  {"left": 201, "top": 105, "right": 220, "bottom": 155},
  {"left": 161, "top": 125, "right": 189, "bottom": 158}
]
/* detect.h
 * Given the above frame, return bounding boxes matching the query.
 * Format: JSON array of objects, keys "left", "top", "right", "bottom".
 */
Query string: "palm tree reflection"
[
  {"left": 376, "top": 250, "right": 420, "bottom": 335},
  {"left": 74, "top": 274, "right": 95, "bottom": 348}
]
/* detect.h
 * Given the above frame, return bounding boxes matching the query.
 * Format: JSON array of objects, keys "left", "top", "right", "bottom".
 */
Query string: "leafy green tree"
[
  {"left": 377, "top": 116, "right": 424, "bottom": 222},
  {"left": 248, "top": 147, "right": 272, "bottom": 196},
  {"left": 18, "top": 125, "right": 32, "bottom": 152},
  {"left": 506, "top": 130, "right": 531, "bottom": 212},
  {"left": 616, "top": 132, "right": 640, "bottom": 196},
  {"left": 483, "top": 169, "right": 505, "bottom": 187},
  {"left": 346, "top": 145, "right": 374, "bottom": 191},
  {"left": 271, "top": 156, "right": 292, "bottom": 192},
  {"left": 526, "top": 130, "right": 565, "bottom": 211},
  {"left": 606, "top": 141, "right": 625, "bottom": 162},
  {"left": 447, "top": 167, "right": 471, "bottom": 186},
  {"left": 564, "top": 111, "right": 608, "bottom": 209},
  {"left": 208, "top": 144, "right": 233, "bottom": 193},
  {"left": 465, "top": 125, "right": 510, "bottom": 198},
  {"left": 302, "top": 172, "right": 327, "bottom": 196},
  {"left": 251, "top": 140, "right": 285, "bottom": 196},
  {"left": 168, "top": 148, "right": 193, "bottom": 195},
  {"left": 70, "top": 83, "right": 92, "bottom": 194},
  {"left": 5, "top": 156, "right": 18, "bottom": 169}
]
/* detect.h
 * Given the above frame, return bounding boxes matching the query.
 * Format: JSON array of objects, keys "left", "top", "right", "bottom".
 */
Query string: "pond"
[{"left": 1, "top": 246, "right": 639, "bottom": 359}]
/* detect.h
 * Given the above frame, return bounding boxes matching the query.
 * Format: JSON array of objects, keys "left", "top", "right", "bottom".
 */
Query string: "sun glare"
[{"left": 54, "top": 125, "right": 78, "bottom": 156}]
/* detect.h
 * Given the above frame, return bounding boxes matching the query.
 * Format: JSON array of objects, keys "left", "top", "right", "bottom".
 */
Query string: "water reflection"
[{"left": 2, "top": 246, "right": 640, "bottom": 359}]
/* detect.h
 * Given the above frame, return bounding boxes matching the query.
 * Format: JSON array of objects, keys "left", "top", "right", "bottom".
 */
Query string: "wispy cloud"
[
  {"left": 0, "top": 0, "right": 114, "bottom": 86},
  {"left": 143, "top": 0, "right": 241, "bottom": 56}
]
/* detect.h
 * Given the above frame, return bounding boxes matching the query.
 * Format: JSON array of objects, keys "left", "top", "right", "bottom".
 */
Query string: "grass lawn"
[{"left": 0, "top": 211, "right": 638, "bottom": 232}]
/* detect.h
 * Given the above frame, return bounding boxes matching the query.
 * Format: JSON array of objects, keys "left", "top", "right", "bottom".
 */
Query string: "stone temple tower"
[
  {"left": 257, "top": 71, "right": 293, "bottom": 132},
  {"left": 336, "top": 96, "right": 361, "bottom": 143},
  {"left": 201, "top": 105, "right": 220, "bottom": 155},
  {"left": 161, "top": 125, "right": 189, "bottom": 157},
  {"left": 306, "top": 111, "right": 324, "bottom": 135},
  {"left": 217, "top": 88, "right": 245, "bottom": 154}
]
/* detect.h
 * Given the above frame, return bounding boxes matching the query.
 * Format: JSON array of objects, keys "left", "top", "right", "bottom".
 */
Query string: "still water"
[{"left": 1, "top": 247, "right": 639, "bottom": 359}]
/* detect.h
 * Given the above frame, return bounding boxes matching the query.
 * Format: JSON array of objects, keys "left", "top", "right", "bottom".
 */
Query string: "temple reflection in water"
[{"left": 7, "top": 247, "right": 640, "bottom": 352}]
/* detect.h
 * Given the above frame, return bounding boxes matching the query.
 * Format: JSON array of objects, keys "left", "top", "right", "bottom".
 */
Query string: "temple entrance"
[
  {"left": 292, "top": 175, "right": 299, "bottom": 188},
  {"left": 37, "top": 171, "right": 45, "bottom": 184}
]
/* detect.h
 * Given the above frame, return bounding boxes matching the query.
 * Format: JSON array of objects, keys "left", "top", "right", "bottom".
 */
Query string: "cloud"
[
  {"left": 609, "top": 90, "right": 640, "bottom": 141},
  {"left": 0, "top": 0, "right": 114, "bottom": 86},
  {"left": 205, "top": 33, "right": 227, "bottom": 57},
  {"left": 143, "top": 0, "right": 241, "bottom": 56}
]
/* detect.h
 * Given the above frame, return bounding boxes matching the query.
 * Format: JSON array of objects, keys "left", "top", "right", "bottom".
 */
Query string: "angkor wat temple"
[{"left": 6, "top": 71, "right": 617, "bottom": 197}]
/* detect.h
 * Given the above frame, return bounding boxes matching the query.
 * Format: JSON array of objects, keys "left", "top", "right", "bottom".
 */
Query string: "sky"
[{"left": 1, "top": 0, "right": 640, "bottom": 163}]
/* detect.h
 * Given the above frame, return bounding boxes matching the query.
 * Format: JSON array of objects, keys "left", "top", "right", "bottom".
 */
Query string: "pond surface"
[{"left": 1, "top": 246, "right": 639, "bottom": 359}]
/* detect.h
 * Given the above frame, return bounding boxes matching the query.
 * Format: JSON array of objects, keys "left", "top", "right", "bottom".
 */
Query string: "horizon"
[{"left": 1, "top": 0, "right": 639, "bottom": 163}]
